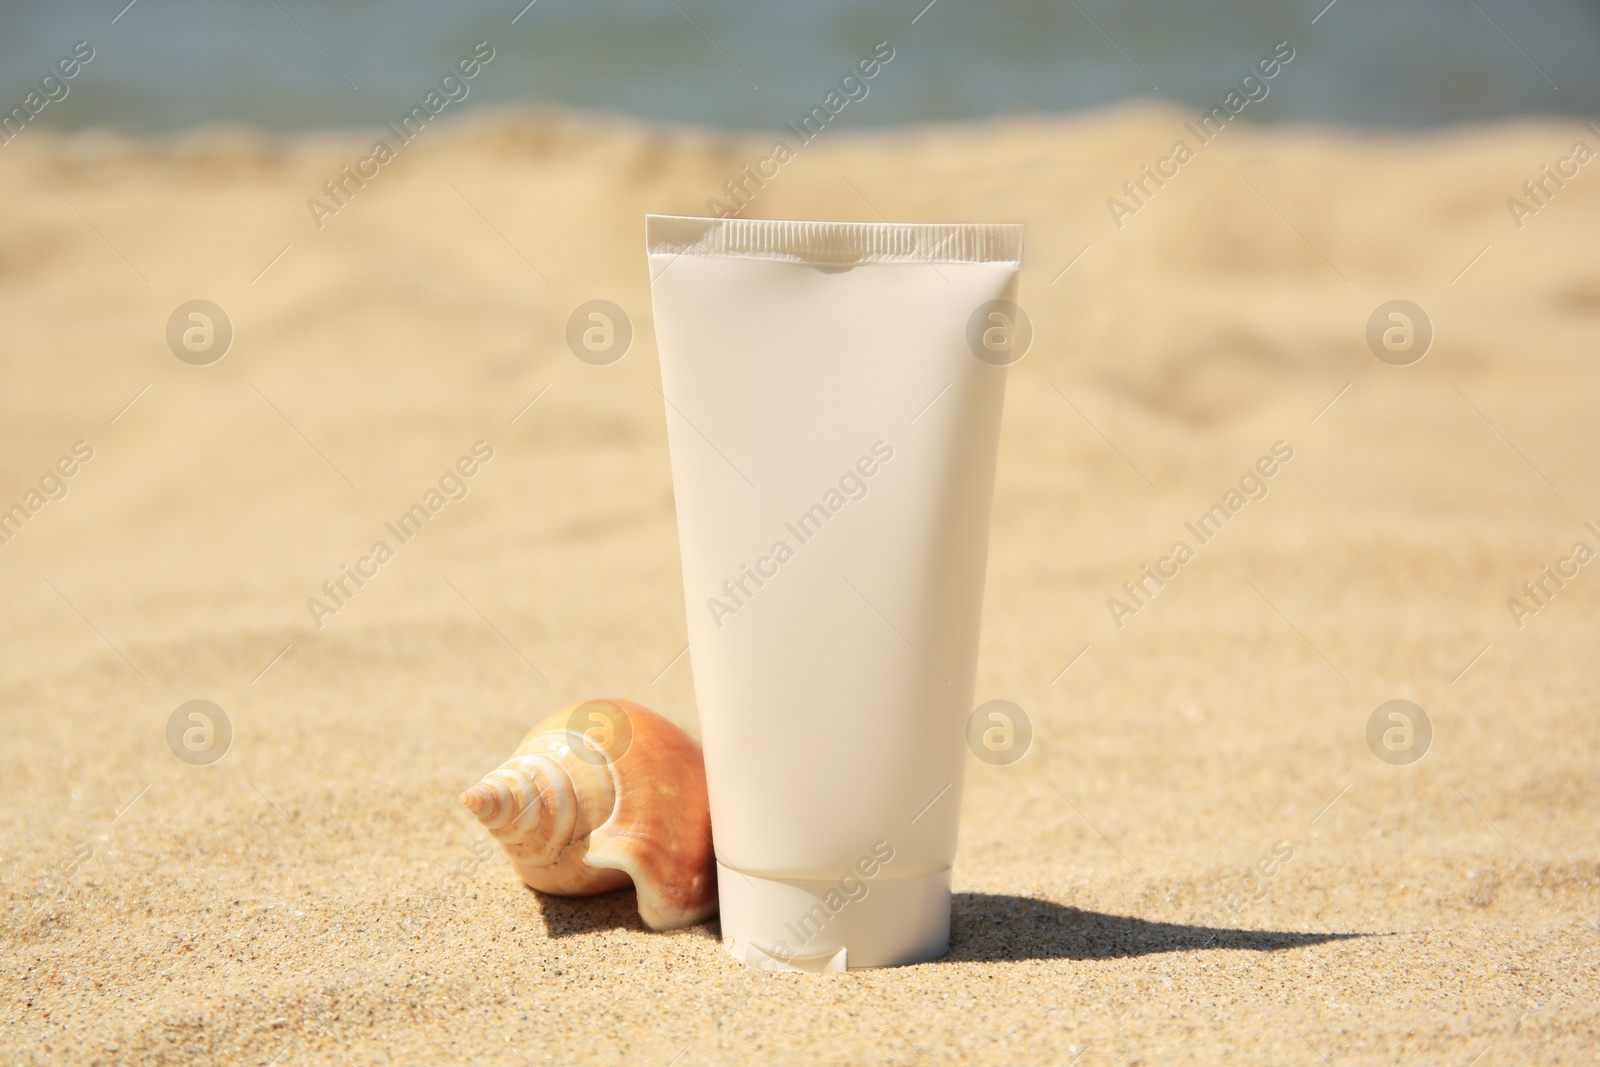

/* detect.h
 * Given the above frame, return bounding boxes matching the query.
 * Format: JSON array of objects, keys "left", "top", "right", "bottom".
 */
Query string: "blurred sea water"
[{"left": 1, "top": 0, "right": 1596, "bottom": 135}]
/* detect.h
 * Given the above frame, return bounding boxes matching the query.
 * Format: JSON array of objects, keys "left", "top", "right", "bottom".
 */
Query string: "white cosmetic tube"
[{"left": 645, "top": 215, "right": 1022, "bottom": 972}]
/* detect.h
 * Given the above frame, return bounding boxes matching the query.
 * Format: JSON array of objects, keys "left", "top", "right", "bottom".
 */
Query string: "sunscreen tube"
[{"left": 645, "top": 215, "right": 1022, "bottom": 972}]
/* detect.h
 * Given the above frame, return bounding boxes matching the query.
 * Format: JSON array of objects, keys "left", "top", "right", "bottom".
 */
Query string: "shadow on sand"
[
  {"left": 533, "top": 885, "right": 665, "bottom": 938},
  {"left": 534, "top": 886, "right": 1369, "bottom": 962},
  {"left": 948, "top": 892, "right": 1367, "bottom": 962}
]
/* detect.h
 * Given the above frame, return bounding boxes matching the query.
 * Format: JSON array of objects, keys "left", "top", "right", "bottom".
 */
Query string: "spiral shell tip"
[{"left": 460, "top": 782, "right": 497, "bottom": 821}]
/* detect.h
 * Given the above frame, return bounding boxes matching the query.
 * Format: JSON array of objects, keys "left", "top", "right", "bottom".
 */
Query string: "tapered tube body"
[{"left": 646, "top": 215, "right": 1021, "bottom": 971}]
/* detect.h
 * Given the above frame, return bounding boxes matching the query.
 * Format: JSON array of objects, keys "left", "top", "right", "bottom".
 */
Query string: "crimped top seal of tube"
[{"left": 645, "top": 215, "right": 1023, "bottom": 267}]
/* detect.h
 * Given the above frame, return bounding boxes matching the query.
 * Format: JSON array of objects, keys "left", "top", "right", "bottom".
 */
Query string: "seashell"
[{"left": 460, "top": 698, "right": 717, "bottom": 931}]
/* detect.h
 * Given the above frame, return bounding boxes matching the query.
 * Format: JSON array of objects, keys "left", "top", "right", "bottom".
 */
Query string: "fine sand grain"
[{"left": 1, "top": 106, "right": 1597, "bottom": 1064}]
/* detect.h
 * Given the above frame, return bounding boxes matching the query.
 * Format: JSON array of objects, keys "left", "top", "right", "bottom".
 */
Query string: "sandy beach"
[{"left": 2, "top": 105, "right": 1597, "bottom": 1063}]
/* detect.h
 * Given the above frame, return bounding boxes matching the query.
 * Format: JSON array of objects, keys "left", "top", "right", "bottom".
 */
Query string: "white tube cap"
[{"left": 716, "top": 862, "right": 951, "bottom": 972}]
